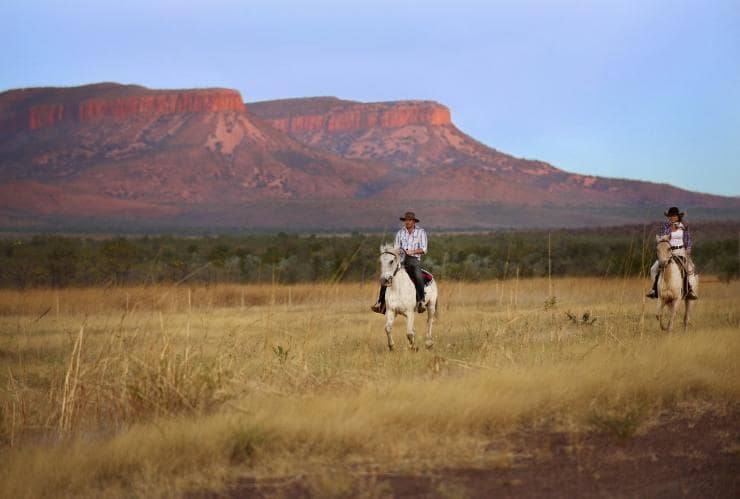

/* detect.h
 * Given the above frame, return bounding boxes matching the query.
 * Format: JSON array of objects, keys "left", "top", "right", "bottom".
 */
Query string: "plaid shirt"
[
  {"left": 658, "top": 222, "right": 692, "bottom": 249},
  {"left": 395, "top": 226, "right": 428, "bottom": 261}
]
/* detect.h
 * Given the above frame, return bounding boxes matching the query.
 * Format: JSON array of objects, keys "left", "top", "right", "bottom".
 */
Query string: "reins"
[
  {"left": 380, "top": 250, "right": 402, "bottom": 277},
  {"left": 656, "top": 240, "right": 673, "bottom": 270},
  {"left": 656, "top": 240, "right": 687, "bottom": 276}
]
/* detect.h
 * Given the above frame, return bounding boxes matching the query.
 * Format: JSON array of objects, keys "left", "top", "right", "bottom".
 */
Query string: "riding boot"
[
  {"left": 646, "top": 275, "right": 659, "bottom": 299},
  {"left": 371, "top": 287, "right": 386, "bottom": 314},
  {"left": 687, "top": 285, "right": 698, "bottom": 300}
]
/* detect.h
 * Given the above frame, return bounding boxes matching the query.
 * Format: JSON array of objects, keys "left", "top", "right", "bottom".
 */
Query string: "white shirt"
[
  {"left": 394, "top": 226, "right": 427, "bottom": 261},
  {"left": 670, "top": 223, "right": 685, "bottom": 248}
]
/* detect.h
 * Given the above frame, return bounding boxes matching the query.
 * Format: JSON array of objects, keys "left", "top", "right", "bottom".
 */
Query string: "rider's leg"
[
  {"left": 674, "top": 249, "right": 698, "bottom": 300},
  {"left": 404, "top": 258, "right": 426, "bottom": 312},
  {"left": 686, "top": 257, "right": 699, "bottom": 300},
  {"left": 646, "top": 260, "right": 659, "bottom": 298}
]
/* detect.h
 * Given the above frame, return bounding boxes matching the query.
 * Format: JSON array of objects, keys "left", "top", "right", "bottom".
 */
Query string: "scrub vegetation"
[{"left": 1, "top": 221, "right": 738, "bottom": 289}]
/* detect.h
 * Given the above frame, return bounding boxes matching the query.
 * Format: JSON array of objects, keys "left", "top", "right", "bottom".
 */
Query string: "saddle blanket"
[{"left": 421, "top": 268, "right": 434, "bottom": 283}]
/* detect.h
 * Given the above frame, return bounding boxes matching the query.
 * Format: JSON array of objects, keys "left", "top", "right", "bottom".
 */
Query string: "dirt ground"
[{"left": 196, "top": 410, "right": 739, "bottom": 498}]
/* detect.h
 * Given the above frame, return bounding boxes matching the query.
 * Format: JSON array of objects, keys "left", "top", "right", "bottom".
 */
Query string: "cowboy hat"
[
  {"left": 399, "top": 211, "right": 420, "bottom": 222},
  {"left": 664, "top": 206, "right": 685, "bottom": 217}
]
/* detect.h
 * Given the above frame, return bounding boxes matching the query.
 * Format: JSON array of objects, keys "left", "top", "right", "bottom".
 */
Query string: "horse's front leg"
[
  {"left": 384, "top": 310, "right": 396, "bottom": 351},
  {"left": 405, "top": 312, "right": 416, "bottom": 349},
  {"left": 666, "top": 300, "right": 678, "bottom": 332},
  {"left": 657, "top": 300, "right": 665, "bottom": 330}
]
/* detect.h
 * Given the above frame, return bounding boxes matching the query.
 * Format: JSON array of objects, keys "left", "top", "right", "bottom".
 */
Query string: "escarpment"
[
  {"left": 0, "top": 83, "right": 246, "bottom": 133},
  {"left": 248, "top": 97, "right": 451, "bottom": 133}
]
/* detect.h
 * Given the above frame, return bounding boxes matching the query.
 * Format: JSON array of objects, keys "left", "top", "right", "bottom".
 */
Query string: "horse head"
[
  {"left": 378, "top": 244, "right": 400, "bottom": 287},
  {"left": 656, "top": 235, "right": 672, "bottom": 269}
]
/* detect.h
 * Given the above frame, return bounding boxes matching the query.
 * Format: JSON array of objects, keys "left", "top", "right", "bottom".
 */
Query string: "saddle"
[{"left": 421, "top": 268, "right": 434, "bottom": 284}]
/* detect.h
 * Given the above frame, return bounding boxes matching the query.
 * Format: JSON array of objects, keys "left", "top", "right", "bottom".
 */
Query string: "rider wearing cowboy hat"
[
  {"left": 371, "top": 211, "right": 429, "bottom": 314},
  {"left": 646, "top": 206, "right": 698, "bottom": 300}
]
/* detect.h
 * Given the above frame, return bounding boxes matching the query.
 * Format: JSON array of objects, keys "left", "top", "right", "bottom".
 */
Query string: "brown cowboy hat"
[
  {"left": 399, "top": 211, "right": 420, "bottom": 222},
  {"left": 664, "top": 206, "right": 685, "bottom": 217}
]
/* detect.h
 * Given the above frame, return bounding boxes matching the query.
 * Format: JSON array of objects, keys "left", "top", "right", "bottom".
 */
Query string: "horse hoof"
[
  {"left": 425, "top": 341, "right": 434, "bottom": 349},
  {"left": 388, "top": 344, "right": 394, "bottom": 351}
]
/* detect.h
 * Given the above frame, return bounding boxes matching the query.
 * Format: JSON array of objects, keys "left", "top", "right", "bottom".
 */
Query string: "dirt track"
[{"left": 201, "top": 410, "right": 739, "bottom": 498}]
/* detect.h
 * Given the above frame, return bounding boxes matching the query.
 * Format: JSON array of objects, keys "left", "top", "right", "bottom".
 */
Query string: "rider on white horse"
[
  {"left": 646, "top": 206, "right": 698, "bottom": 300},
  {"left": 371, "top": 211, "right": 429, "bottom": 314}
]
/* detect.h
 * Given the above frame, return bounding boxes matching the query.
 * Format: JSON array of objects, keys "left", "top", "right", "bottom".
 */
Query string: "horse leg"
[
  {"left": 683, "top": 299, "right": 691, "bottom": 331},
  {"left": 667, "top": 300, "right": 678, "bottom": 332},
  {"left": 405, "top": 313, "right": 416, "bottom": 349},
  {"left": 424, "top": 299, "right": 435, "bottom": 349},
  {"left": 657, "top": 300, "right": 666, "bottom": 330},
  {"left": 384, "top": 310, "right": 396, "bottom": 351}
]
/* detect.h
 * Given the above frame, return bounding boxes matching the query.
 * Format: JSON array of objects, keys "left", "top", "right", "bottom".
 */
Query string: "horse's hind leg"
[
  {"left": 385, "top": 311, "right": 396, "bottom": 351},
  {"left": 424, "top": 300, "right": 435, "bottom": 349},
  {"left": 683, "top": 299, "right": 691, "bottom": 331}
]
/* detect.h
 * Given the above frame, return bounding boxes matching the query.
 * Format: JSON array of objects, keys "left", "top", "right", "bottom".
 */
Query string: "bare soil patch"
[{"left": 203, "top": 410, "right": 739, "bottom": 498}]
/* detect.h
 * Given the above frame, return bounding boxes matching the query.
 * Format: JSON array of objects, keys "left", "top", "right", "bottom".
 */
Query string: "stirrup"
[
  {"left": 416, "top": 301, "right": 426, "bottom": 313},
  {"left": 646, "top": 290, "right": 657, "bottom": 299},
  {"left": 687, "top": 291, "right": 698, "bottom": 300}
]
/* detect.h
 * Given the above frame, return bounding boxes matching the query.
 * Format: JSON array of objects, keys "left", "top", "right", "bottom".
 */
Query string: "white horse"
[
  {"left": 377, "top": 243, "right": 438, "bottom": 351},
  {"left": 655, "top": 237, "right": 691, "bottom": 332}
]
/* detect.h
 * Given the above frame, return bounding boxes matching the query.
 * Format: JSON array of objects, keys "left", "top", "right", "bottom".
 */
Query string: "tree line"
[{"left": 0, "top": 224, "right": 737, "bottom": 288}]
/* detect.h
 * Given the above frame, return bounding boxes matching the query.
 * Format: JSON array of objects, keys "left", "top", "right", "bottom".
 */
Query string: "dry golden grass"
[{"left": 0, "top": 277, "right": 738, "bottom": 497}]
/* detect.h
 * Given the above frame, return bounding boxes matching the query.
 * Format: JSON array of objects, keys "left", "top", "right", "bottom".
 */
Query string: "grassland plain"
[{"left": 0, "top": 277, "right": 738, "bottom": 497}]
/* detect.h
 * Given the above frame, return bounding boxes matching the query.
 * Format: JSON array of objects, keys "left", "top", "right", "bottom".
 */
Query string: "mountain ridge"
[{"left": 0, "top": 83, "right": 737, "bottom": 232}]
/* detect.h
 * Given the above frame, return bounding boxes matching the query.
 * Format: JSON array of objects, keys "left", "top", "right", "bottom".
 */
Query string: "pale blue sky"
[{"left": 2, "top": 0, "right": 739, "bottom": 196}]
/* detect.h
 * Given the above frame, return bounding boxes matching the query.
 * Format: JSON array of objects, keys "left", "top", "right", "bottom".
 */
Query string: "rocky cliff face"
[
  {"left": 0, "top": 84, "right": 392, "bottom": 225},
  {"left": 249, "top": 97, "right": 450, "bottom": 133},
  {"left": 249, "top": 97, "right": 509, "bottom": 172},
  {"left": 1, "top": 84, "right": 737, "bottom": 231},
  {"left": 248, "top": 96, "right": 740, "bottom": 212},
  {"left": 0, "top": 84, "right": 246, "bottom": 133}
]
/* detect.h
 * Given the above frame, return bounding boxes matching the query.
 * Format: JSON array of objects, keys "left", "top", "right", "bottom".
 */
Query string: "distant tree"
[
  {"left": 45, "top": 236, "right": 79, "bottom": 288},
  {"left": 100, "top": 239, "right": 139, "bottom": 285},
  {"left": 207, "top": 244, "right": 231, "bottom": 268}
]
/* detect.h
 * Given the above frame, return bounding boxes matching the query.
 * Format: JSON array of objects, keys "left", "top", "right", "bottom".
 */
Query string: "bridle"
[
  {"left": 656, "top": 239, "right": 680, "bottom": 271},
  {"left": 656, "top": 240, "right": 671, "bottom": 269},
  {"left": 380, "top": 250, "right": 402, "bottom": 278}
]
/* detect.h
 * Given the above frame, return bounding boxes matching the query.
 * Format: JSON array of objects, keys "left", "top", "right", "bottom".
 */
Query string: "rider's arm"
[
  {"left": 418, "top": 228, "right": 428, "bottom": 255},
  {"left": 684, "top": 224, "right": 692, "bottom": 252}
]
